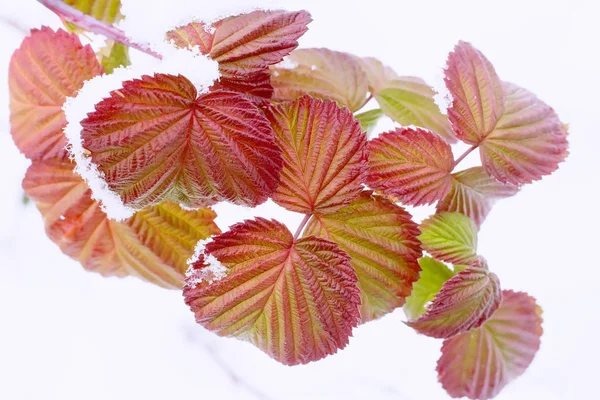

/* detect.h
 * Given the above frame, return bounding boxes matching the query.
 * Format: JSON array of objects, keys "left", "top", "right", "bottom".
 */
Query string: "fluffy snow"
[
  {"left": 63, "top": 41, "right": 219, "bottom": 221},
  {"left": 2, "top": 1, "right": 600, "bottom": 400},
  {"left": 186, "top": 239, "right": 227, "bottom": 285}
]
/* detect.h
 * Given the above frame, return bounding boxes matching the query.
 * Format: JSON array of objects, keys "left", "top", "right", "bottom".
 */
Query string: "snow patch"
[
  {"left": 276, "top": 56, "right": 299, "bottom": 70},
  {"left": 63, "top": 42, "right": 218, "bottom": 221},
  {"left": 433, "top": 72, "right": 452, "bottom": 116},
  {"left": 186, "top": 239, "right": 227, "bottom": 285}
]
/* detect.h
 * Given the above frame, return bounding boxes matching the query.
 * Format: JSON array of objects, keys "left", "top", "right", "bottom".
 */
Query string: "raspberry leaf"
[
  {"left": 354, "top": 109, "right": 383, "bottom": 135},
  {"left": 366, "top": 127, "right": 454, "bottom": 206},
  {"left": 183, "top": 218, "right": 360, "bottom": 365},
  {"left": 437, "top": 167, "right": 519, "bottom": 227},
  {"left": 418, "top": 212, "right": 478, "bottom": 265},
  {"left": 404, "top": 257, "right": 455, "bottom": 321},
  {"left": 375, "top": 78, "right": 457, "bottom": 142},
  {"left": 265, "top": 96, "right": 367, "bottom": 214},
  {"left": 22, "top": 159, "right": 219, "bottom": 288},
  {"left": 437, "top": 290, "right": 543, "bottom": 399},
  {"left": 407, "top": 259, "right": 501, "bottom": 338},
  {"left": 8, "top": 27, "right": 103, "bottom": 160},
  {"left": 355, "top": 56, "right": 400, "bottom": 94},
  {"left": 304, "top": 191, "right": 422, "bottom": 322},
  {"left": 271, "top": 48, "right": 369, "bottom": 112},
  {"left": 81, "top": 73, "right": 282, "bottom": 210}
]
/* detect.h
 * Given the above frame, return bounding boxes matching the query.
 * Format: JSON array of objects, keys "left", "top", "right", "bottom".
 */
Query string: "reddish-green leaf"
[
  {"left": 304, "top": 191, "right": 422, "bottom": 322},
  {"left": 355, "top": 56, "right": 399, "bottom": 94},
  {"left": 419, "top": 212, "right": 478, "bottom": 265},
  {"left": 265, "top": 96, "right": 367, "bottom": 214},
  {"left": 437, "top": 290, "right": 543, "bottom": 399},
  {"left": 445, "top": 41, "right": 505, "bottom": 145},
  {"left": 404, "top": 257, "right": 455, "bottom": 321},
  {"left": 81, "top": 73, "right": 282, "bottom": 210},
  {"left": 22, "top": 159, "right": 220, "bottom": 288},
  {"left": 437, "top": 167, "right": 519, "bottom": 227},
  {"left": 271, "top": 48, "right": 369, "bottom": 112},
  {"left": 407, "top": 259, "right": 501, "bottom": 338},
  {"left": 375, "top": 78, "right": 457, "bottom": 143},
  {"left": 8, "top": 27, "right": 103, "bottom": 160},
  {"left": 167, "top": 10, "right": 311, "bottom": 102},
  {"left": 183, "top": 218, "right": 360, "bottom": 365},
  {"left": 366, "top": 127, "right": 454, "bottom": 206},
  {"left": 479, "top": 83, "right": 569, "bottom": 185}
]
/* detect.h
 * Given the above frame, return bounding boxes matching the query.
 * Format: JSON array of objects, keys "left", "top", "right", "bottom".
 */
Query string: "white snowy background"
[{"left": 1, "top": 0, "right": 599, "bottom": 399}]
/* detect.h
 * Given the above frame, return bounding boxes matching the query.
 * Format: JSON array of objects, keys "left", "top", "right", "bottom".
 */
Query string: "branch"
[
  {"left": 36, "top": 0, "right": 162, "bottom": 59},
  {"left": 453, "top": 144, "right": 478, "bottom": 169},
  {"left": 0, "top": 15, "right": 28, "bottom": 35},
  {"left": 293, "top": 214, "right": 312, "bottom": 240}
]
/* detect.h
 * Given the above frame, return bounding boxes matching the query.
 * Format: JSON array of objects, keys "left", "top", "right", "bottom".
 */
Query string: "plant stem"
[
  {"left": 293, "top": 214, "right": 312, "bottom": 240},
  {"left": 453, "top": 144, "right": 478, "bottom": 169},
  {"left": 37, "top": 0, "right": 162, "bottom": 59}
]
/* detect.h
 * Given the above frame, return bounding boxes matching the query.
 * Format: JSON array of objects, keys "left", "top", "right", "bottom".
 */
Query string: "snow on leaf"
[
  {"left": 375, "top": 78, "right": 457, "bottom": 143},
  {"left": 8, "top": 27, "right": 103, "bottom": 160},
  {"left": 167, "top": 10, "right": 311, "bottom": 102},
  {"left": 404, "top": 257, "right": 455, "bottom": 321},
  {"left": 271, "top": 48, "right": 369, "bottom": 112},
  {"left": 80, "top": 73, "right": 282, "bottom": 211},
  {"left": 418, "top": 212, "right": 478, "bottom": 265},
  {"left": 479, "top": 83, "right": 569, "bottom": 185},
  {"left": 354, "top": 109, "right": 383, "bottom": 135},
  {"left": 437, "top": 290, "right": 543, "bottom": 399},
  {"left": 445, "top": 41, "right": 505, "bottom": 145},
  {"left": 366, "top": 127, "right": 454, "bottom": 206},
  {"left": 355, "top": 56, "right": 400, "bottom": 94},
  {"left": 265, "top": 96, "right": 367, "bottom": 214},
  {"left": 437, "top": 167, "right": 519, "bottom": 227},
  {"left": 304, "top": 191, "right": 422, "bottom": 322},
  {"left": 22, "top": 159, "right": 220, "bottom": 288},
  {"left": 407, "top": 259, "right": 501, "bottom": 338},
  {"left": 183, "top": 218, "right": 361, "bottom": 365}
]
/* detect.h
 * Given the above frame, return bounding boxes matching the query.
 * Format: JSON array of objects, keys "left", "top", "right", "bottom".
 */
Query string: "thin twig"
[
  {"left": 0, "top": 15, "right": 29, "bottom": 35},
  {"left": 36, "top": 0, "right": 162, "bottom": 59},
  {"left": 183, "top": 327, "right": 276, "bottom": 400},
  {"left": 293, "top": 214, "right": 312, "bottom": 240},
  {"left": 453, "top": 144, "right": 478, "bottom": 169}
]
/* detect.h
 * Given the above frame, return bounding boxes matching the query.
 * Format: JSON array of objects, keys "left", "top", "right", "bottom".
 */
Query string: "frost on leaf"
[
  {"left": 445, "top": 41, "right": 505, "bottom": 145},
  {"left": 80, "top": 73, "right": 282, "bottom": 210},
  {"left": 8, "top": 27, "right": 103, "bottom": 160},
  {"left": 437, "top": 167, "right": 519, "bottom": 227},
  {"left": 366, "top": 127, "right": 454, "bottom": 206},
  {"left": 183, "top": 218, "right": 361, "bottom": 365},
  {"left": 22, "top": 159, "right": 220, "bottom": 289},
  {"left": 419, "top": 212, "right": 478, "bottom": 265},
  {"left": 408, "top": 259, "right": 501, "bottom": 338},
  {"left": 404, "top": 257, "right": 455, "bottom": 321},
  {"left": 265, "top": 96, "right": 367, "bottom": 214},
  {"left": 271, "top": 48, "right": 369, "bottom": 112},
  {"left": 375, "top": 78, "right": 457, "bottom": 143},
  {"left": 304, "top": 191, "right": 422, "bottom": 322},
  {"left": 479, "top": 83, "right": 569, "bottom": 185},
  {"left": 167, "top": 10, "right": 312, "bottom": 102},
  {"left": 437, "top": 290, "right": 543, "bottom": 399}
]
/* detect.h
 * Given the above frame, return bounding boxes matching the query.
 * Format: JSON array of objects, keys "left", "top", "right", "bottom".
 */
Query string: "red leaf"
[
  {"left": 265, "top": 96, "right": 367, "bottom": 214},
  {"left": 22, "top": 158, "right": 220, "bottom": 288},
  {"left": 445, "top": 41, "right": 505, "bottom": 145},
  {"left": 366, "top": 127, "right": 454, "bottom": 206},
  {"left": 81, "top": 73, "right": 282, "bottom": 210},
  {"left": 183, "top": 218, "right": 360, "bottom": 365},
  {"left": 437, "top": 167, "right": 519, "bottom": 227},
  {"left": 304, "top": 191, "right": 422, "bottom": 322},
  {"left": 9, "top": 27, "right": 103, "bottom": 160},
  {"left": 480, "top": 83, "right": 569, "bottom": 185},
  {"left": 437, "top": 290, "right": 543, "bottom": 399},
  {"left": 408, "top": 259, "right": 501, "bottom": 338},
  {"left": 167, "top": 10, "right": 311, "bottom": 102}
]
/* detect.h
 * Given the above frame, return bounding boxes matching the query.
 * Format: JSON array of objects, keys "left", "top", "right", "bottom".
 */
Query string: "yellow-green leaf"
[{"left": 404, "top": 257, "right": 455, "bottom": 320}]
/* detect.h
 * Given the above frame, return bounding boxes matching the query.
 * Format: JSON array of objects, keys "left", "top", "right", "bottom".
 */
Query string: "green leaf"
[
  {"left": 99, "top": 41, "right": 130, "bottom": 74},
  {"left": 375, "top": 78, "right": 456, "bottom": 143},
  {"left": 354, "top": 109, "right": 383, "bottom": 135},
  {"left": 419, "top": 212, "right": 478, "bottom": 265},
  {"left": 404, "top": 257, "right": 455, "bottom": 320},
  {"left": 62, "top": 0, "right": 123, "bottom": 30}
]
